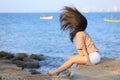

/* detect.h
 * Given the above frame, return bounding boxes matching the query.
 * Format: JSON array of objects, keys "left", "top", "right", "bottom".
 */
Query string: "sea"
[{"left": 0, "top": 12, "right": 120, "bottom": 75}]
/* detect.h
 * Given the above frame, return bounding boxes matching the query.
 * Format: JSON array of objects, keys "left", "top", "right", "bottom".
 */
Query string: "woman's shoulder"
[
  {"left": 75, "top": 31, "right": 86, "bottom": 39},
  {"left": 76, "top": 31, "right": 86, "bottom": 36}
]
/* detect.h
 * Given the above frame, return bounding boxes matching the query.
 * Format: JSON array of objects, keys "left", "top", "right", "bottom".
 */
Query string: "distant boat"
[
  {"left": 104, "top": 19, "right": 120, "bottom": 23},
  {"left": 82, "top": 9, "right": 90, "bottom": 13},
  {"left": 104, "top": 5, "right": 120, "bottom": 23},
  {"left": 40, "top": 16, "right": 53, "bottom": 20}
]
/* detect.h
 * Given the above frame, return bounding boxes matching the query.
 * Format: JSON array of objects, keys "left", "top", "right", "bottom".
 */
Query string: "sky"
[{"left": 0, "top": 0, "right": 120, "bottom": 13}]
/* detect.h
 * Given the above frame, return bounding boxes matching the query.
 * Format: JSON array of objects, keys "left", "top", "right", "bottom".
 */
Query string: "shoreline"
[
  {"left": 0, "top": 51, "right": 120, "bottom": 80},
  {"left": 0, "top": 60, "right": 51, "bottom": 80},
  {"left": 0, "top": 58, "right": 120, "bottom": 80},
  {"left": 0, "top": 60, "right": 67, "bottom": 80},
  {"left": 0, "top": 51, "right": 65, "bottom": 75}
]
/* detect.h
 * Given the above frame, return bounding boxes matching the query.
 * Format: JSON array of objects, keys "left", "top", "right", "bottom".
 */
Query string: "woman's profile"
[{"left": 46, "top": 6, "right": 101, "bottom": 76}]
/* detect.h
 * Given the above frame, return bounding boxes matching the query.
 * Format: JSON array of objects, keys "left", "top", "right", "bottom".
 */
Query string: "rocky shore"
[
  {"left": 0, "top": 51, "right": 67, "bottom": 80},
  {"left": 0, "top": 60, "right": 51, "bottom": 80},
  {"left": 0, "top": 51, "right": 120, "bottom": 80}
]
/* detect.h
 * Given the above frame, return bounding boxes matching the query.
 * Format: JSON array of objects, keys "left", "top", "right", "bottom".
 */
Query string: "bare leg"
[{"left": 46, "top": 55, "right": 87, "bottom": 75}]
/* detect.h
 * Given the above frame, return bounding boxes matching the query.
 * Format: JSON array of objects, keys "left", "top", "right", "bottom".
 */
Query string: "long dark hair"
[{"left": 60, "top": 6, "right": 87, "bottom": 42}]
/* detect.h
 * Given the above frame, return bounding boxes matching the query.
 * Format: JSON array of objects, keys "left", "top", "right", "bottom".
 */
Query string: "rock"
[
  {"left": 30, "top": 54, "right": 44, "bottom": 61},
  {"left": 0, "top": 60, "right": 51, "bottom": 80},
  {"left": 68, "top": 58, "right": 120, "bottom": 80},
  {"left": 0, "top": 51, "right": 14, "bottom": 59}
]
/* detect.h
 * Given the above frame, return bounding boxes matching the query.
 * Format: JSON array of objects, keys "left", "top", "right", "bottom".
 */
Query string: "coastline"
[
  {"left": 0, "top": 60, "right": 51, "bottom": 80},
  {"left": 0, "top": 58, "right": 120, "bottom": 80}
]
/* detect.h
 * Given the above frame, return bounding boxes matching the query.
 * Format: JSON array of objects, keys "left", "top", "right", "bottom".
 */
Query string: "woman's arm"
[
  {"left": 77, "top": 48, "right": 91, "bottom": 65},
  {"left": 77, "top": 49, "right": 83, "bottom": 56},
  {"left": 81, "top": 48, "right": 91, "bottom": 65},
  {"left": 76, "top": 32, "right": 91, "bottom": 65}
]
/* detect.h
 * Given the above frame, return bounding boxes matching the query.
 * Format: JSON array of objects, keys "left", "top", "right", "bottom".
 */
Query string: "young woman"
[{"left": 46, "top": 6, "right": 101, "bottom": 76}]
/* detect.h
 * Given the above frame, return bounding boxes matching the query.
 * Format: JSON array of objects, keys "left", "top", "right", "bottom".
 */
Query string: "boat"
[
  {"left": 104, "top": 5, "right": 120, "bottom": 23},
  {"left": 104, "top": 19, "right": 120, "bottom": 23},
  {"left": 40, "top": 16, "right": 53, "bottom": 20}
]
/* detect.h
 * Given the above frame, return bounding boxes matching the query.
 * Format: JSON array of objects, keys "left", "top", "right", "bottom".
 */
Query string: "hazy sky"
[{"left": 0, "top": 0, "right": 120, "bottom": 12}]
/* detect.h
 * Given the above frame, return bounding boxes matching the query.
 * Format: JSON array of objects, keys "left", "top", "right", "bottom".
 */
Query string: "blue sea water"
[{"left": 0, "top": 12, "right": 120, "bottom": 74}]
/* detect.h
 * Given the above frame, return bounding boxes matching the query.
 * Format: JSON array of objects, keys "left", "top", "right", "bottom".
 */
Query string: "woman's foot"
[{"left": 46, "top": 70, "right": 59, "bottom": 76}]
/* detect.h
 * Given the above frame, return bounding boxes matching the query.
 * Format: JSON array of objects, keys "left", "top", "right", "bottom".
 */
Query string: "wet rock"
[
  {"left": 24, "top": 62, "right": 40, "bottom": 68},
  {"left": 30, "top": 54, "right": 44, "bottom": 61},
  {"left": 0, "top": 51, "right": 14, "bottom": 59},
  {"left": 29, "top": 69, "right": 41, "bottom": 74}
]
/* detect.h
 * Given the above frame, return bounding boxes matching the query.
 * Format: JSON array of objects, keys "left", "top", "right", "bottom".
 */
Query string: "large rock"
[{"left": 68, "top": 58, "right": 120, "bottom": 80}]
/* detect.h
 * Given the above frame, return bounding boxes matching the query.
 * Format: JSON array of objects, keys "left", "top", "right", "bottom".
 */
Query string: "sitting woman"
[{"left": 46, "top": 6, "right": 101, "bottom": 76}]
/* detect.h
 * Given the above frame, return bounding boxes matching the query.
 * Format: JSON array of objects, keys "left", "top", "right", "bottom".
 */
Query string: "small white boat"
[{"left": 40, "top": 16, "right": 53, "bottom": 20}]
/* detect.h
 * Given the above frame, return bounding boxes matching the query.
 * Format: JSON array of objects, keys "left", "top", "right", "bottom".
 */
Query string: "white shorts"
[{"left": 89, "top": 52, "right": 101, "bottom": 64}]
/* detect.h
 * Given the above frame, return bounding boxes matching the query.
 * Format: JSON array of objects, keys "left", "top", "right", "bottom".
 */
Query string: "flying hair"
[{"left": 60, "top": 6, "right": 87, "bottom": 42}]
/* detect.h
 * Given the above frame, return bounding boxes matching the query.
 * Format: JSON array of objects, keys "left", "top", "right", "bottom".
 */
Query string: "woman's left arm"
[
  {"left": 82, "top": 48, "right": 91, "bottom": 65},
  {"left": 76, "top": 32, "right": 91, "bottom": 65}
]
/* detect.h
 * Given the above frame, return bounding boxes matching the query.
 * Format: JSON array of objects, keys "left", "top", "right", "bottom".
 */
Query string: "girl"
[{"left": 46, "top": 6, "right": 101, "bottom": 76}]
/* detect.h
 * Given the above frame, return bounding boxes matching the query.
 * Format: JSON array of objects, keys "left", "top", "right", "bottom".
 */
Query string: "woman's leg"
[{"left": 46, "top": 55, "right": 87, "bottom": 75}]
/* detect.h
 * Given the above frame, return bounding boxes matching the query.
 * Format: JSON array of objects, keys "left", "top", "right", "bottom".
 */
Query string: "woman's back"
[{"left": 76, "top": 31, "right": 98, "bottom": 53}]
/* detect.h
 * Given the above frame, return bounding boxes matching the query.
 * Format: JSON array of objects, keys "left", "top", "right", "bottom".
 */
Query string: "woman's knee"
[
  {"left": 69, "top": 56, "right": 75, "bottom": 60},
  {"left": 69, "top": 56, "right": 76, "bottom": 62}
]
